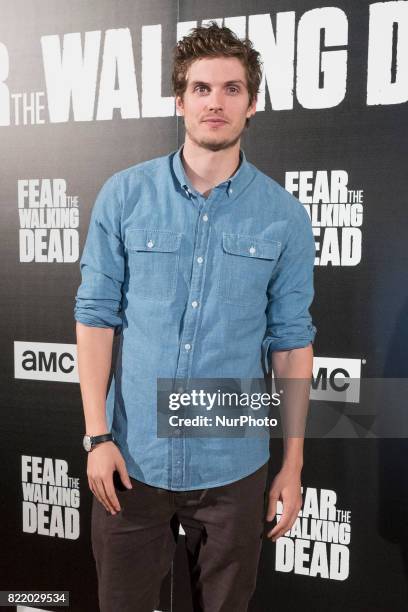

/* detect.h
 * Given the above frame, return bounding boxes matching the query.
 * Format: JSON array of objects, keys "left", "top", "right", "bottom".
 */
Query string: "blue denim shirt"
[{"left": 74, "top": 145, "right": 316, "bottom": 490}]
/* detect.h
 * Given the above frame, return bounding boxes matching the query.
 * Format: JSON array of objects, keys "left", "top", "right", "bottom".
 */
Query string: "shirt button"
[
  {"left": 249, "top": 246, "right": 256, "bottom": 255},
  {"left": 191, "top": 300, "right": 199, "bottom": 308},
  {"left": 177, "top": 386, "right": 184, "bottom": 393},
  {"left": 197, "top": 256, "right": 203, "bottom": 264},
  {"left": 184, "top": 343, "right": 191, "bottom": 351},
  {"left": 147, "top": 240, "right": 154, "bottom": 248},
  {"left": 230, "top": 187, "right": 233, "bottom": 194},
  {"left": 202, "top": 214, "right": 208, "bottom": 222}
]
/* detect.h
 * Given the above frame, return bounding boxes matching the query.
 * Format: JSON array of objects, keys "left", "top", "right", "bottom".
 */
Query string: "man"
[{"left": 74, "top": 22, "right": 316, "bottom": 612}]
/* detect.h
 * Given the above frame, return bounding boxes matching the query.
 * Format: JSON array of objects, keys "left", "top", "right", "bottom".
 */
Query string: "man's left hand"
[{"left": 265, "top": 465, "right": 302, "bottom": 542}]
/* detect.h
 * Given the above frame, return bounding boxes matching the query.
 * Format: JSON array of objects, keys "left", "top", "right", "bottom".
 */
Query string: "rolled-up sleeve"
[
  {"left": 261, "top": 201, "right": 317, "bottom": 372},
  {"left": 74, "top": 173, "right": 124, "bottom": 335}
]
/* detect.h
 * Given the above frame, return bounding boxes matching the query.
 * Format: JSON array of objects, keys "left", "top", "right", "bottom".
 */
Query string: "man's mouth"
[{"left": 203, "top": 119, "right": 227, "bottom": 125}]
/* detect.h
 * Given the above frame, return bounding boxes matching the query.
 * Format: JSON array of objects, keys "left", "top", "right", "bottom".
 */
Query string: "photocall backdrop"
[{"left": 1, "top": 1, "right": 408, "bottom": 611}]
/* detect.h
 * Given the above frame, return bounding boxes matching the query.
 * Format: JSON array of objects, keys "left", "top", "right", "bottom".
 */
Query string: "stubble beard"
[{"left": 184, "top": 119, "right": 247, "bottom": 152}]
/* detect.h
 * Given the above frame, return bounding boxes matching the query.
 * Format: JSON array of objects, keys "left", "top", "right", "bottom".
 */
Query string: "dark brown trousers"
[{"left": 91, "top": 462, "right": 269, "bottom": 612}]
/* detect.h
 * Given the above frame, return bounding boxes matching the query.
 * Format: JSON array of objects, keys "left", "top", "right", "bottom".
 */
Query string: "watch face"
[{"left": 83, "top": 435, "right": 92, "bottom": 452}]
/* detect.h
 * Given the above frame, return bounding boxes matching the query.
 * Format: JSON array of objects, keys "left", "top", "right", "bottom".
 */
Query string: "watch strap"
[
  {"left": 90, "top": 433, "right": 113, "bottom": 446},
  {"left": 83, "top": 432, "right": 115, "bottom": 452}
]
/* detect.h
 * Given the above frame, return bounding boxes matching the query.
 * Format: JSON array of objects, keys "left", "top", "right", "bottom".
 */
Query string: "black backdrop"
[{"left": 1, "top": 1, "right": 408, "bottom": 610}]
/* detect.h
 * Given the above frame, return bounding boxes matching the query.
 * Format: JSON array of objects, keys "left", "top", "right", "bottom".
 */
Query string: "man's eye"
[
  {"left": 228, "top": 87, "right": 238, "bottom": 93},
  {"left": 194, "top": 85, "right": 208, "bottom": 93}
]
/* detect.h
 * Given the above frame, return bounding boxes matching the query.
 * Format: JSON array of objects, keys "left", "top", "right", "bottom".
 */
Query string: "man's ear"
[
  {"left": 247, "top": 95, "right": 257, "bottom": 119},
  {"left": 175, "top": 95, "right": 184, "bottom": 117}
]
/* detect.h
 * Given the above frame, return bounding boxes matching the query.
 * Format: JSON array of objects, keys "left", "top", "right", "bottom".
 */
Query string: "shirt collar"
[{"left": 172, "top": 143, "right": 252, "bottom": 199}]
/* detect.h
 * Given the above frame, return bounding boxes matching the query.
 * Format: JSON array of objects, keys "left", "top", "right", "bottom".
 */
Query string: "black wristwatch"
[{"left": 83, "top": 433, "right": 114, "bottom": 452}]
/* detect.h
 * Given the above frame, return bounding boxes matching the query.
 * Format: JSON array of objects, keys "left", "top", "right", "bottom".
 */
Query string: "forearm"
[
  {"left": 76, "top": 322, "right": 114, "bottom": 435},
  {"left": 281, "top": 438, "right": 304, "bottom": 470},
  {"left": 271, "top": 344, "right": 313, "bottom": 470},
  {"left": 272, "top": 344, "right": 313, "bottom": 378}
]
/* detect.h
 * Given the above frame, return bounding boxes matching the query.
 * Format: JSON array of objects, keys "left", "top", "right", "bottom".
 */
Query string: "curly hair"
[{"left": 172, "top": 21, "right": 263, "bottom": 127}]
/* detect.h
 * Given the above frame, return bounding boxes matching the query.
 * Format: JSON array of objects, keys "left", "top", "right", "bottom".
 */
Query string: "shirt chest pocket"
[
  {"left": 217, "top": 233, "right": 281, "bottom": 306},
  {"left": 125, "top": 228, "right": 182, "bottom": 301}
]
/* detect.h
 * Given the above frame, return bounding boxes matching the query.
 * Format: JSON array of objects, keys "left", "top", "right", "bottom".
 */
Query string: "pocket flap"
[
  {"left": 222, "top": 233, "right": 280, "bottom": 260},
  {"left": 126, "top": 229, "right": 182, "bottom": 253}
]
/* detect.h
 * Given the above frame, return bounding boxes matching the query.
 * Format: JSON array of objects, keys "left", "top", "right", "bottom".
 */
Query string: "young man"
[{"left": 75, "top": 22, "right": 316, "bottom": 612}]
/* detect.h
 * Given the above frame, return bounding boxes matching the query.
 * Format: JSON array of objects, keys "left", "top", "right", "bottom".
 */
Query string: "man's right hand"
[{"left": 87, "top": 442, "right": 133, "bottom": 514}]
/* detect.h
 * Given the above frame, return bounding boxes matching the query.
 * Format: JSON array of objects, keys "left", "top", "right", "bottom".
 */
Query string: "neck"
[{"left": 181, "top": 137, "right": 241, "bottom": 197}]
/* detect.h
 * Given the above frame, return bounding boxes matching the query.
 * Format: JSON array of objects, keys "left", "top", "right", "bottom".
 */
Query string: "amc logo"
[
  {"left": 14, "top": 341, "right": 78, "bottom": 383},
  {"left": 311, "top": 357, "right": 362, "bottom": 403}
]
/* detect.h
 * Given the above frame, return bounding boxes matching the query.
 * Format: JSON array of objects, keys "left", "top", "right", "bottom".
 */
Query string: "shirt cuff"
[
  {"left": 74, "top": 306, "right": 123, "bottom": 335},
  {"left": 261, "top": 324, "right": 317, "bottom": 373}
]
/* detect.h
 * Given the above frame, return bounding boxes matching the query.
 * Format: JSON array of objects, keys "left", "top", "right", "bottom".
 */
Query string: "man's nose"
[{"left": 207, "top": 90, "right": 224, "bottom": 111}]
